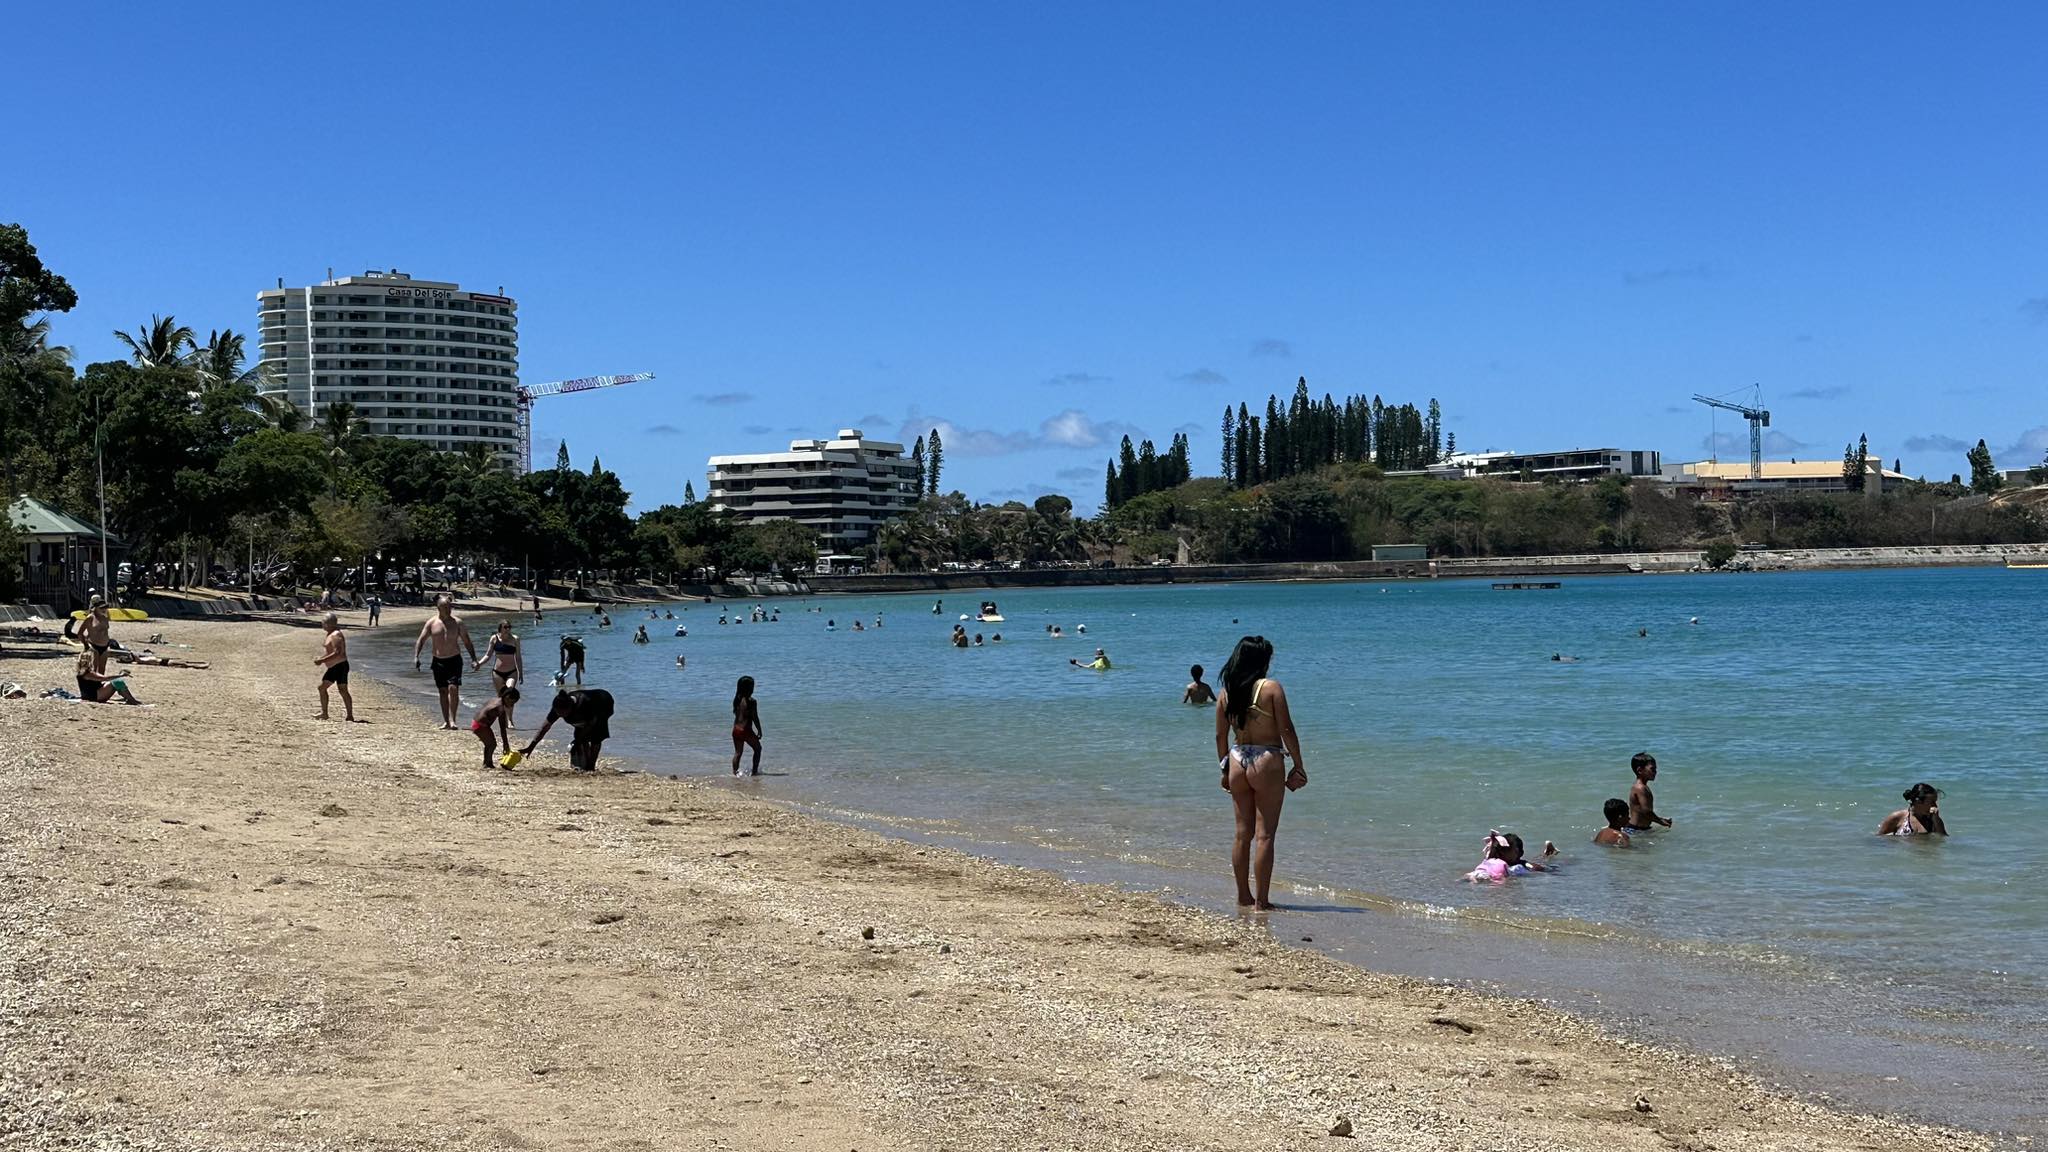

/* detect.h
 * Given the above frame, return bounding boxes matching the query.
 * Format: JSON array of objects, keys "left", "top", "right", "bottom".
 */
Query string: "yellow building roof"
[{"left": 1683, "top": 458, "right": 1907, "bottom": 481}]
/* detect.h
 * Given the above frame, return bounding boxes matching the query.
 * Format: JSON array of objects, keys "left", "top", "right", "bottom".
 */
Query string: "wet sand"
[{"left": 0, "top": 608, "right": 1987, "bottom": 1150}]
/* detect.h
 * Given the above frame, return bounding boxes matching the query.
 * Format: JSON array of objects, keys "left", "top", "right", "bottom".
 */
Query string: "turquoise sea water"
[{"left": 365, "top": 568, "right": 2048, "bottom": 1137}]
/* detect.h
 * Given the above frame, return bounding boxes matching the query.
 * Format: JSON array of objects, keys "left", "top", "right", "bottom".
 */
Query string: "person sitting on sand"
[
  {"left": 1465, "top": 830, "right": 1558, "bottom": 882},
  {"left": 1628, "top": 752, "right": 1673, "bottom": 831},
  {"left": 558, "top": 635, "right": 586, "bottom": 686},
  {"left": 1213, "top": 636, "right": 1306, "bottom": 910},
  {"left": 1070, "top": 647, "right": 1111, "bottom": 671},
  {"left": 1593, "top": 799, "right": 1632, "bottom": 846},
  {"left": 1182, "top": 663, "right": 1216, "bottom": 706},
  {"left": 521, "top": 687, "right": 615, "bottom": 773},
  {"left": 74, "top": 649, "right": 142, "bottom": 705},
  {"left": 730, "top": 675, "right": 763, "bottom": 776},
  {"left": 472, "top": 687, "right": 519, "bottom": 770},
  {"left": 1878, "top": 782, "right": 1948, "bottom": 837},
  {"left": 314, "top": 612, "right": 356, "bottom": 722}
]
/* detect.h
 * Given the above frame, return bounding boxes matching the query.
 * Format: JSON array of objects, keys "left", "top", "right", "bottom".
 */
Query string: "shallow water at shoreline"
[{"left": 363, "top": 568, "right": 2048, "bottom": 1138}]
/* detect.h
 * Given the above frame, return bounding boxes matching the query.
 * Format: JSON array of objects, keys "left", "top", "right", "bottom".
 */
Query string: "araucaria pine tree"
[{"left": 926, "top": 427, "right": 943, "bottom": 496}]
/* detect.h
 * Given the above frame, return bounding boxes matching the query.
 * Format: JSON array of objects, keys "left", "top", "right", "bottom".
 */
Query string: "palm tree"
[
  {"left": 321, "top": 400, "right": 365, "bottom": 453},
  {"left": 456, "top": 442, "right": 497, "bottom": 476},
  {"left": 113, "top": 314, "right": 195, "bottom": 368},
  {"left": 189, "top": 329, "right": 276, "bottom": 392},
  {"left": 254, "top": 393, "right": 307, "bottom": 433},
  {"left": 0, "top": 317, "right": 71, "bottom": 369}
]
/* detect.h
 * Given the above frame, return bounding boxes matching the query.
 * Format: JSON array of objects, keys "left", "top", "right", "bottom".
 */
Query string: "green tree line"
[{"left": 0, "top": 223, "right": 819, "bottom": 599}]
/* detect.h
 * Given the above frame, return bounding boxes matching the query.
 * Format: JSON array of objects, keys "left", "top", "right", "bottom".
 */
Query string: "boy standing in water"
[
  {"left": 1182, "top": 664, "right": 1216, "bottom": 706},
  {"left": 1593, "top": 798, "right": 1633, "bottom": 846},
  {"left": 1628, "top": 752, "right": 1673, "bottom": 831}
]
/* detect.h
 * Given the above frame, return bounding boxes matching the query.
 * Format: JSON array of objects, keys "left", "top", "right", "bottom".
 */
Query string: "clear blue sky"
[{"left": 14, "top": 2, "right": 2047, "bottom": 506}]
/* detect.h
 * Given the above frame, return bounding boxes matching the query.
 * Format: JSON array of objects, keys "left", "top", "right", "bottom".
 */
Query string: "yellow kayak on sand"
[{"left": 72, "top": 608, "right": 151, "bottom": 621}]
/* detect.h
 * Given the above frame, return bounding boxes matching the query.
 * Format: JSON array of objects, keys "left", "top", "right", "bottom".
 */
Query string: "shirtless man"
[
  {"left": 315, "top": 612, "right": 357, "bottom": 721},
  {"left": 1627, "top": 751, "right": 1673, "bottom": 831},
  {"left": 412, "top": 594, "right": 477, "bottom": 730}
]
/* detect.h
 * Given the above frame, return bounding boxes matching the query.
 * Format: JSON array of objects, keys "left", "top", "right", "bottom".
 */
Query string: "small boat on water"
[
  {"left": 2007, "top": 558, "right": 2048, "bottom": 569},
  {"left": 975, "top": 600, "right": 1005, "bottom": 622}
]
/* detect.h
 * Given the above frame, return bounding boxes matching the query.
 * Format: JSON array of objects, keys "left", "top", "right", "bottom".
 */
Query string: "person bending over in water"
[
  {"left": 521, "top": 687, "right": 614, "bottom": 773},
  {"left": 1878, "top": 783, "right": 1947, "bottom": 836},
  {"left": 730, "top": 675, "right": 763, "bottom": 776},
  {"left": 558, "top": 635, "right": 586, "bottom": 686},
  {"left": 1593, "top": 798, "right": 1633, "bottom": 846},
  {"left": 1465, "top": 830, "right": 1558, "bottom": 882},
  {"left": 1213, "top": 636, "right": 1306, "bottom": 910},
  {"left": 472, "top": 687, "right": 519, "bottom": 770},
  {"left": 1182, "top": 663, "right": 1216, "bottom": 706},
  {"left": 1628, "top": 751, "right": 1673, "bottom": 831}
]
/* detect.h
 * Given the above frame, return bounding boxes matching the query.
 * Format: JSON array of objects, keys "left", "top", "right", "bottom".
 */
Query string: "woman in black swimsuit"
[{"left": 481, "top": 621, "right": 523, "bottom": 726}]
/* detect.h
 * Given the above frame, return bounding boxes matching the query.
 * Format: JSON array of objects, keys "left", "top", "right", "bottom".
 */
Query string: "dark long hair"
[
  {"left": 1220, "top": 636, "right": 1273, "bottom": 728},
  {"left": 733, "top": 675, "right": 754, "bottom": 715}
]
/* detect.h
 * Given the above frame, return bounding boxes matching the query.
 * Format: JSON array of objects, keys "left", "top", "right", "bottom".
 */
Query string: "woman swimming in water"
[
  {"left": 1213, "top": 636, "right": 1306, "bottom": 910},
  {"left": 1877, "top": 783, "right": 1947, "bottom": 836}
]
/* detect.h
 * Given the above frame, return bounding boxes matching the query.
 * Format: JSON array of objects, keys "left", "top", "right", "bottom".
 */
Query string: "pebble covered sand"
[{"left": 0, "top": 606, "right": 1993, "bottom": 1150}]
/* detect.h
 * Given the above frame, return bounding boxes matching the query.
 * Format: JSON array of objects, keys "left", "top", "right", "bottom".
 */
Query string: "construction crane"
[
  {"left": 1693, "top": 387, "right": 1771, "bottom": 481},
  {"left": 516, "top": 373, "right": 656, "bottom": 472}
]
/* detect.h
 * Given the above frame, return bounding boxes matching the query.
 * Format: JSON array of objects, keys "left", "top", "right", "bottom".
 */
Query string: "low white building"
[{"left": 706, "top": 429, "right": 922, "bottom": 551}]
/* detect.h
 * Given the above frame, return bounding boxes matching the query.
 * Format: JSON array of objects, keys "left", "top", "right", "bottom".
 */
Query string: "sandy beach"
[{"left": 0, "top": 607, "right": 1990, "bottom": 1151}]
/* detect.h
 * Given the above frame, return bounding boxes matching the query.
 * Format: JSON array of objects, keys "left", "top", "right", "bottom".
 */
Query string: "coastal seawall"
[{"left": 812, "top": 542, "right": 2048, "bottom": 594}]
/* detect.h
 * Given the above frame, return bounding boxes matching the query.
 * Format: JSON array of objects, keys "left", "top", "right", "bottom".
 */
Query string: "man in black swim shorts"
[
  {"left": 412, "top": 594, "right": 476, "bottom": 730},
  {"left": 315, "top": 612, "right": 356, "bottom": 721}
]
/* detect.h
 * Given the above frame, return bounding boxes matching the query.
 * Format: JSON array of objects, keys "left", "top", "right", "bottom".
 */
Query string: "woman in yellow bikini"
[{"left": 1212, "top": 636, "right": 1306, "bottom": 909}]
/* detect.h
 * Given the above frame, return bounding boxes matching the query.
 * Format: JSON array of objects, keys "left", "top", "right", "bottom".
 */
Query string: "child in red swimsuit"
[
  {"left": 730, "top": 676, "right": 762, "bottom": 777},
  {"left": 472, "top": 687, "right": 519, "bottom": 770}
]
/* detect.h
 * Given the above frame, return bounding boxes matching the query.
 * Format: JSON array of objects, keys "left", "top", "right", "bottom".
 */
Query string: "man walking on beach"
[
  {"left": 315, "top": 613, "right": 356, "bottom": 722},
  {"left": 412, "top": 594, "right": 477, "bottom": 730}
]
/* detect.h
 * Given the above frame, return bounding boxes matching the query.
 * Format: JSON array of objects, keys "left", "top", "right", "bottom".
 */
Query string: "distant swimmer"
[
  {"left": 675, "top": 625, "right": 687, "bottom": 637},
  {"left": 990, "top": 633, "right": 1002, "bottom": 642},
  {"left": 1689, "top": 616, "right": 1700, "bottom": 625},
  {"left": 827, "top": 619, "right": 836, "bottom": 630},
  {"left": 1638, "top": 627, "right": 1648, "bottom": 638},
  {"left": 1878, "top": 783, "right": 1947, "bottom": 837},
  {"left": 675, "top": 654, "right": 686, "bottom": 669},
  {"left": 1070, "top": 647, "right": 1111, "bottom": 671},
  {"left": 951, "top": 625, "right": 969, "bottom": 648},
  {"left": 1593, "top": 799, "right": 1633, "bottom": 847},
  {"left": 1628, "top": 752, "right": 1673, "bottom": 831},
  {"left": 1464, "top": 830, "right": 1558, "bottom": 882},
  {"left": 598, "top": 614, "right": 612, "bottom": 628},
  {"left": 1076, "top": 624, "right": 1087, "bottom": 634},
  {"left": 665, "top": 610, "right": 674, "bottom": 620},
  {"left": 973, "top": 633, "right": 984, "bottom": 646},
  {"left": 1182, "top": 663, "right": 1216, "bottom": 706},
  {"left": 933, "top": 599, "right": 943, "bottom": 614},
  {"left": 633, "top": 624, "right": 650, "bottom": 644},
  {"left": 1551, "top": 653, "right": 1581, "bottom": 663}
]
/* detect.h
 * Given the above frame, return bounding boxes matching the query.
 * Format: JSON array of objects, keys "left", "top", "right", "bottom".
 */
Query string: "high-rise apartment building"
[
  {"left": 706, "top": 429, "right": 923, "bottom": 551},
  {"left": 257, "top": 270, "right": 520, "bottom": 459}
]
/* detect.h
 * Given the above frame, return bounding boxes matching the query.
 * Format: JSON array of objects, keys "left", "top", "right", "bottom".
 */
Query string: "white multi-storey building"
[
  {"left": 257, "top": 269, "right": 521, "bottom": 460},
  {"left": 706, "top": 429, "right": 923, "bottom": 551}
]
